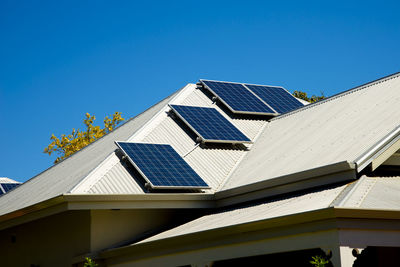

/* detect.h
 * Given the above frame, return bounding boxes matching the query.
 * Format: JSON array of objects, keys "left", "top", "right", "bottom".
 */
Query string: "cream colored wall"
[
  {"left": 0, "top": 210, "right": 91, "bottom": 267},
  {"left": 90, "top": 209, "right": 179, "bottom": 252}
]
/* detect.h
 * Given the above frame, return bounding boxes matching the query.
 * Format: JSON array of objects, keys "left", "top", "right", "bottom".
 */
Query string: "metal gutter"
[
  {"left": 0, "top": 193, "right": 215, "bottom": 230},
  {"left": 215, "top": 161, "right": 357, "bottom": 207},
  {"left": 355, "top": 125, "right": 400, "bottom": 172},
  {"left": 64, "top": 193, "right": 215, "bottom": 209}
]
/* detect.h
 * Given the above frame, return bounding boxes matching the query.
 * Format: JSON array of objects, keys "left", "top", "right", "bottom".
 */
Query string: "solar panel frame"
[
  {"left": 169, "top": 104, "right": 252, "bottom": 144},
  {"left": 115, "top": 142, "right": 210, "bottom": 190},
  {"left": 200, "top": 79, "right": 278, "bottom": 116},
  {"left": 244, "top": 84, "right": 304, "bottom": 114}
]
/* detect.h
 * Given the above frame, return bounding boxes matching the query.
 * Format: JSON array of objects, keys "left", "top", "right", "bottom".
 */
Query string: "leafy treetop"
[
  {"left": 293, "top": 90, "right": 326, "bottom": 103},
  {"left": 44, "top": 112, "right": 124, "bottom": 163}
]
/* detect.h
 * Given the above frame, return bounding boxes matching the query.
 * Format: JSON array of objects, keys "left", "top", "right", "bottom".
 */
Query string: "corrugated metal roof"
[
  {"left": 136, "top": 175, "right": 400, "bottom": 244},
  {"left": 222, "top": 73, "right": 400, "bottom": 190},
  {"left": 139, "top": 183, "right": 348, "bottom": 244},
  {"left": 0, "top": 94, "right": 174, "bottom": 216}
]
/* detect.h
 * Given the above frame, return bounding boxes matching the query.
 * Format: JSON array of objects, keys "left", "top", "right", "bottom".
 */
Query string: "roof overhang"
[
  {"left": 97, "top": 207, "right": 400, "bottom": 265},
  {"left": 0, "top": 193, "right": 215, "bottom": 231}
]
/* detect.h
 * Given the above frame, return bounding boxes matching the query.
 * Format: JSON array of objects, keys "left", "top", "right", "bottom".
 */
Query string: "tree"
[
  {"left": 44, "top": 112, "right": 124, "bottom": 163},
  {"left": 293, "top": 90, "right": 326, "bottom": 103}
]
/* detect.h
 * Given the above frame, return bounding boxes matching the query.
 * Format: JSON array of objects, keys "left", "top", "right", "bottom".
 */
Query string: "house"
[{"left": 1, "top": 73, "right": 400, "bottom": 267}]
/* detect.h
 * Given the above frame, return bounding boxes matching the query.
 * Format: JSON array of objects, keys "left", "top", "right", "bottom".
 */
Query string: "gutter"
[
  {"left": 215, "top": 161, "right": 357, "bottom": 207},
  {"left": 0, "top": 193, "right": 215, "bottom": 230},
  {"left": 355, "top": 125, "right": 400, "bottom": 171}
]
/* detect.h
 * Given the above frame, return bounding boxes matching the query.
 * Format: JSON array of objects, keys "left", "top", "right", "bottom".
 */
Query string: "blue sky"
[{"left": 1, "top": 1, "right": 399, "bottom": 182}]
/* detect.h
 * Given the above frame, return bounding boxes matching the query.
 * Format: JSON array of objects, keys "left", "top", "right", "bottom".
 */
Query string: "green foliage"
[
  {"left": 44, "top": 112, "right": 124, "bottom": 163},
  {"left": 293, "top": 90, "right": 326, "bottom": 103},
  {"left": 83, "top": 257, "right": 98, "bottom": 267},
  {"left": 310, "top": 255, "right": 329, "bottom": 267}
]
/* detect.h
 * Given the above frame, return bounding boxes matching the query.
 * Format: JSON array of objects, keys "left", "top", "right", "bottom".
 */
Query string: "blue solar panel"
[
  {"left": 1, "top": 183, "right": 20, "bottom": 193},
  {"left": 170, "top": 105, "right": 251, "bottom": 143},
  {"left": 201, "top": 80, "right": 277, "bottom": 115},
  {"left": 245, "top": 84, "right": 304, "bottom": 114},
  {"left": 116, "top": 142, "right": 209, "bottom": 189}
]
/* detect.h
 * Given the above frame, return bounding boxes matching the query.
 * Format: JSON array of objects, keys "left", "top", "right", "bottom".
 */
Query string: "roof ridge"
[{"left": 270, "top": 71, "right": 400, "bottom": 122}]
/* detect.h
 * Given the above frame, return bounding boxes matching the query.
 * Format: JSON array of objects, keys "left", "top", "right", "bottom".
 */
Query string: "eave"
[{"left": 0, "top": 193, "right": 215, "bottom": 231}]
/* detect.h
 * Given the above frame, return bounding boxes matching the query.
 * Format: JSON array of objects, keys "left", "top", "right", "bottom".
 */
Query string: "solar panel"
[
  {"left": 170, "top": 105, "right": 251, "bottom": 143},
  {"left": 0, "top": 183, "right": 20, "bottom": 193},
  {"left": 245, "top": 84, "right": 304, "bottom": 114},
  {"left": 115, "top": 142, "right": 209, "bottom": 189},
  {"left": 201, "top": 80, "right": 277, "bottom": 115}
]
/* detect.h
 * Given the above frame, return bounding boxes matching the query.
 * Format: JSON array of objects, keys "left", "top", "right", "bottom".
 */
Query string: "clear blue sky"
[{"left": 1, "top": 1, "right": 399, "bottom": 182}]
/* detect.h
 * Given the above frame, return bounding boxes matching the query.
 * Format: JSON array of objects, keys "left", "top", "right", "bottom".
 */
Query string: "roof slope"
[
  {"left": 0, "top": 94, "right": 174, "bottom": 216},
  {"left": 223, "top": 73, "right": 400, "bottom": 190}
]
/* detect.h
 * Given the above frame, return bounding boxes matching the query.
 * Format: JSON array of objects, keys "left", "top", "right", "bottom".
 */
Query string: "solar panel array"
[
  {"left": 116, "top": 142, "right": 209, "bottom": 189},
  {"left": 200, "top": 79, "right": 304, "bottom": 115},
  {"left": 201, "top": 80, "right": 276, "bottom": 115},
  {"left": 0, "top": 183, "right": 20, "bottom": 195},
  {"left": 170, "top": 105, "right": 251, "bottom": 143},
  {"left": 245, "top": 84, "right": 304, "bottom": 114},
  {"left": 113, "top": 79, "right": 305, "bottom": 192}
]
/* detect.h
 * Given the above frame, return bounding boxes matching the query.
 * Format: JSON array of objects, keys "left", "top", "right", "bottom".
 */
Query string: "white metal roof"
[{"left": 222, "top": 73, "right": 400, "bottom": 190}]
